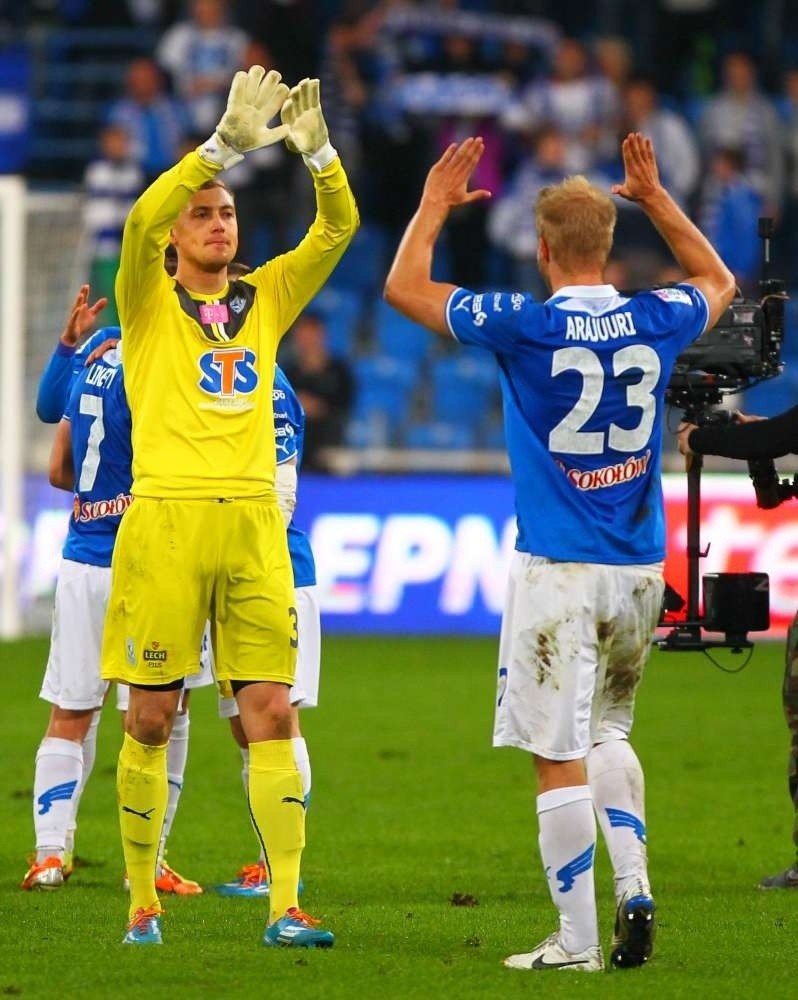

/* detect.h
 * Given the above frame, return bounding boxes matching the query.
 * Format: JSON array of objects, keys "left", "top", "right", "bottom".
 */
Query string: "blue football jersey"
[
  {"left": 274, "top": 364, "right": 316, "bottom": 588},
  {"left": 446, "top": 283, "right": 709, "bottom": 563},
  {"left": 62, "top": 346, "right": 133, "bottom": 567}
]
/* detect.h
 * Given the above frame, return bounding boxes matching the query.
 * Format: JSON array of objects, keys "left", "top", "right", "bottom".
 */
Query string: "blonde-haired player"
[
  {"left": 385, "top": 133, "right": 734, "bottom": 971},
  {"left": 100, "top": 67, "right": 358, "bottom": 946}
]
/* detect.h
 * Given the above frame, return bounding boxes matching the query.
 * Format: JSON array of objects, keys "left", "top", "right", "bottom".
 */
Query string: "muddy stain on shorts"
[{"left": 529, "top": 628, "right": 559, "bottom": 689}]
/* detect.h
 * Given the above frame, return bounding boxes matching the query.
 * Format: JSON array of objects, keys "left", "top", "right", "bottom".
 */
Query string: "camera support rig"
[
  {"left": 657, "top": 435, "right": 767, "bottom": 653},
  {"left": 657, "top": 218, "right": 785, "bottom": 654}
]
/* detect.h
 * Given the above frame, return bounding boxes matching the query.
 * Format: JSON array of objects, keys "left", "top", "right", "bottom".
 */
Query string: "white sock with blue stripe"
[
  {"left": 291, "top": 737, "right": 311, "bottom": 807},
  {"left": 159, "top": 710, "right": 190, "bottom": 860},
  {"left": 33, "top": 737, "right": 83, "bottom": 862},
  {"left": 66, "top": 708, "right": 101, "bottom": 857},
  {"left": 537, "top": 784, "right": 598, "bottom": 953},
  {"left": 587, "top": 739, "right": 650, "bottom": 902}
]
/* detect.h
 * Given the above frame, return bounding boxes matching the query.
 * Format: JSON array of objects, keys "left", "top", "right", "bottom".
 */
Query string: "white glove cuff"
[
  {"left": 197, "top": 132, "right": 245, "bottom": 170},
  {"left": 302, "top": 141, "right": 338, "bottom": 173},
  {"left": 275, "top": 461, "right": 298, "bottom": 527}
]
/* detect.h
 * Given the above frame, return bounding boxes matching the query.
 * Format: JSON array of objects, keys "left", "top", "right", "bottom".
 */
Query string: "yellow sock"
[
  {"left": 118, "top": 732, "right": 168, "bottom": 919},
  {"left": 248, "top": 739, "right": 305, "bottom": 923}
]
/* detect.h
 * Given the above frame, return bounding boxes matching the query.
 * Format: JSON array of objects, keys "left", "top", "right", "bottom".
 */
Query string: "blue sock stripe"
[
  {"left": 606, "top": 807, "right": 647, "bottom": 844},
  {"left": 37, "top": 780, "right": 78, "bottom": 815},
  {"left": 555, "top": 842, "right": 596, "bottom": 893},
  {"left": 497, "top": 666, "right": 508, "bottom": 706}
]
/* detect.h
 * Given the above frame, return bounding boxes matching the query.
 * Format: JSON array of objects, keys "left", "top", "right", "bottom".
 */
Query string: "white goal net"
[{"left": 0, "top": 179, "right": 90, "bottom": 636}]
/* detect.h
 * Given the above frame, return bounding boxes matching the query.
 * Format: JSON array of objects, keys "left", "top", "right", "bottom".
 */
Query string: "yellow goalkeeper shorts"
[{"left": 101, "top": 496, "right": 296, "bottom": 687}]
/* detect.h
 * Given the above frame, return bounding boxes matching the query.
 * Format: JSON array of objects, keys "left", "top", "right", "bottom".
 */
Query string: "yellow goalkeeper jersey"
[{"left": 115, "top": 149, "right": 358, "bottom": 499}]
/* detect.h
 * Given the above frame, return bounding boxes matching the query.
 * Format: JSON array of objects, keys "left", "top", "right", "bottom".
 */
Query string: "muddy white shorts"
[{"left": 493, "top": 552, "right": 664, "bottom": 760}]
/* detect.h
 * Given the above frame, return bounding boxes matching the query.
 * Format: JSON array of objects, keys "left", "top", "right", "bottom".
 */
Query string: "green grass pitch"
[{"left": 1, "top": 634, "right": 796, "bottom": 998}]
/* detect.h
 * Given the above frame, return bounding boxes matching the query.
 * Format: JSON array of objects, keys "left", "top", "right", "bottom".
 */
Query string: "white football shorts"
[
  {"left": 493, "top": 553, "right": 664, "bottom": 760},
  {"left": 40, "top": 558, "right": 111, "bottom": 710},
  {"left": 211, "top": 585, "right": 321, "bottom": 718}
]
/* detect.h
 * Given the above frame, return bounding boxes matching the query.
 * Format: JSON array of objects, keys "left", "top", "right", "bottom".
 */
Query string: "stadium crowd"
[{"left": 5, "top": 0, "right": 798, "bottom": 455}]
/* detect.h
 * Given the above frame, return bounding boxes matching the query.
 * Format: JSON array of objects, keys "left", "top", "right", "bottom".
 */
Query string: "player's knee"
[
  {"left": 126, "top": 698, "right": 177, "bottom": 745},
  {"left": 235, "top": 681, "right": 292, "bottom": 741},
  {"left": 127, "top": 716, "right": 170, "bottom": 745},
  {"left": 46, "top": 707, "right": 97, "bottom": 742},
  {"left": 228, "top": 713, "right": 248, "bottom": 749},
  {"left": 534, "top": 755, "right": 587, "bottom": 791},
  {"left": 254, "top": 701, "right": 293, "bottom": 741}
]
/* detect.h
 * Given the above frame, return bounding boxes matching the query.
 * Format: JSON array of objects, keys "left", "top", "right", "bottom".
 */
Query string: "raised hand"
[
  {"left": 611, "top": 132, "right": 664, "bottom": 204},
  {"left": 422, "top": 138, "right": 492, "bottom": 211},
  {"left": 61, "top": 284, "right": 108, "bottom": 347},
  {"left": 281, "top": 78, "right": 329, "bottom": 156},
  {"left": 216, "top": 66, "right": 290, "bottom": 153},
  {"left": 84, "top": 337, "right": 120, "bottom": 367}
]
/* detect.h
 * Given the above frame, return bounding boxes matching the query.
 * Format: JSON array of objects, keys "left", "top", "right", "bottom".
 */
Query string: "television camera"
[{"left": 658, "top": 218, "right": 788, "bottom": 655}]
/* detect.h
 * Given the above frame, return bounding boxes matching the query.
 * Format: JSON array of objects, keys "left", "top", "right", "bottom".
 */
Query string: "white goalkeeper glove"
[
  {"left": 199, "top": 66, "right": 290, "bottom": 169},
  {"left": 281, "top": 78, "right": 337, "bottom": 171}
]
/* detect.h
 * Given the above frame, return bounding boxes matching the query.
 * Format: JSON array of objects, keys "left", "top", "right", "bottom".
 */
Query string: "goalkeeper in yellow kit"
[{"left": 100, "top": 67, "right": 358, "bottom": 947}]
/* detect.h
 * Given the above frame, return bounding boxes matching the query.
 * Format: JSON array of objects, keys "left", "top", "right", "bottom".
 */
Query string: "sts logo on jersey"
[{"left": 198, "top": 348, "right": 259, "bottom": 399}]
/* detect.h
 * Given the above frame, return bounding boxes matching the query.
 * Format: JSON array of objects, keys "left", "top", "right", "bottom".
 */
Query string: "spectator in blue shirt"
[
  {"left": 698, "top": 147, "right": 764, "bottom": 293},
  {"left": 156, "top": 0, "right": 251, "bottom": 134},
  {"left": 105, "top": 57, "right": 191, "bottom": 182},
  {"left": 82, "top": 125, "right": 144, "bottom": 325}
]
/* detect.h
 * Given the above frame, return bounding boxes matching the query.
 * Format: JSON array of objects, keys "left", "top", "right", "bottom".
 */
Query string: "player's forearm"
[
  {"left": 304, "top": 158, "right": 359, "bottom": 253},
  {"left": 117, "top": 151, "right": 221, "bottom": 320},
  {"left": 384, "top": 196, "right": 455, "bottom": 335},
  {"left": 49, "top": 463, "right": 74, "bottom": 491},
  {"left": 274, "top": 159, "right": 359, "bottom": 325},
  {"left": 48, "top": 420, "right": 74, "bottom": 490},
  {"left": 637, "top": 188, "right": 735, "bottom": 309},
  {"left": 691, "top": 406, "right": 798, "bottom": 459},
  {"left": 388, "top": 196, "right": 446, "bottom": 290},
  {"left": 36, "top": 344, "right": 76, "bottom": 423}
]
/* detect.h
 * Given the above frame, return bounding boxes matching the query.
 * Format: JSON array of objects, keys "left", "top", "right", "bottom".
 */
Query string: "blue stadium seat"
[
  {"left": 404, "top": 421, "right": 476, "bottom": 451},
  {"left": 429, "top": 354, "right": 499, "bottom": 426},
  {"left": 0, "top": 44, "right": 31, "bottom": 171},
  {"left": 374, "top": 299, "right": 433, "bottom": 363},
  {"left": 306, "top": 286, "right": 363, "bottom": 359},
  {"left": 29, "top": 27, "right": 158, "bottom": 180},
  {"left": 345, "top": 417, "right": 391, "bottom": 449},
  {"left": 328, "top": 223, "right": 388, "bottom": 295},
  {"left": 482, "top": 422, "right": 506, "bottom": 450},
  {"left": 351, "top": 355, "right": 419, "bottom": 438}
]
